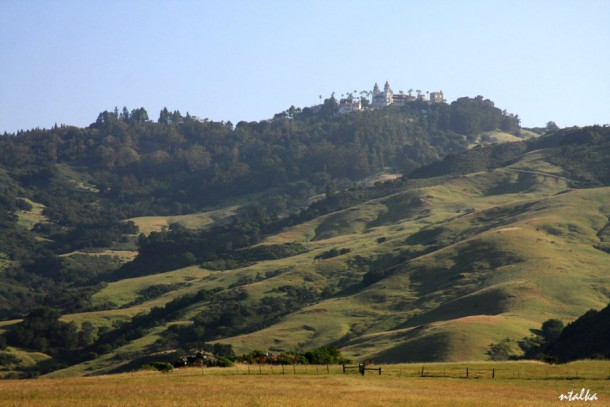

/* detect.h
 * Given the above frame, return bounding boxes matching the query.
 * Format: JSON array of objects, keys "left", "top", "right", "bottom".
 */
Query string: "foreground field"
[{"left": 2, "top": 362, "right": 609, "bottom": 406}]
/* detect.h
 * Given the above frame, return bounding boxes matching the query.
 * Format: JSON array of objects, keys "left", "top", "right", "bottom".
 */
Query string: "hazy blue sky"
[{"left": 1, "top": 0, "right": 608, "bottom": 133}]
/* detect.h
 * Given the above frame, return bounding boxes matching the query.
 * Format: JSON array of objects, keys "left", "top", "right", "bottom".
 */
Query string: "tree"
[
  {"left": 120, "top": 106, "right": 130, "bottom": 122},
  {"left": 518, "top": 318, "right": 565, "bottom": 360},
  {"left": 6, "top": 308, "right": 79, "bottom": 353},
  {"left": 319, "top": 95, "right": 338, "bottom": 118},
  {"left": 486, "top": 338, "right": 513, "bottom": 360},
  {"left": 78, "top": 321, "right": 97, "bottom": 347},
  {"left": 546, "top": 121, "right": 560, "bottom": 133},
  {"left": 130, "top": 108, "right": 149, "bottom": 124},
  {"left": 158, "top": 107, "right": 171, "bottom": 124},
  {"left": 541, "top": 319, "right": 564, "bottom": 344}
]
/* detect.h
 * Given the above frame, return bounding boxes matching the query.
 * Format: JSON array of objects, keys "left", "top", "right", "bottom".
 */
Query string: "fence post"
[
  {"left": 421, "top": 366, "right": 424, "bottom": 377},
  {"left": 259, "top": 365, "right": 262, "bottom": 375},
  {"left": 492, "top": 368, "right": 495, "bottom": 379},
  {"left": 248, "top": 365, "right": 250, "bottom": 375},
  {"left": 343, "top": 364, "right": 346, "bottom": 374},
  {"left": 293, "top": 364, "right": 296, "bottom": 374},
  {"left": 379, "top": 368, "right": 382, "bottom": 376},
  {"left": 466, "top": 367, "right": 469, "bottom": 379}
]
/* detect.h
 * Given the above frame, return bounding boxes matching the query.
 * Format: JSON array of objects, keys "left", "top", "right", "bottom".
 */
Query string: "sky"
[{"left": 1, "top": 0, "right": 608, "bottom": 133}]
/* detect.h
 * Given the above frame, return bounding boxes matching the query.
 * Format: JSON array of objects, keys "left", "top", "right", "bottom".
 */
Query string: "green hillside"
[
  {"left": 0, "top": 95, "right": 522, "bottom": 318},
  {"left": 0, "top": 98, "right": 608, "bottom": 377},
  {"left": 25, "top": 126, "right": 608, "bottom": 377},
  {"left": 221, "top": 176, "right": 609, "bottom": 362}
]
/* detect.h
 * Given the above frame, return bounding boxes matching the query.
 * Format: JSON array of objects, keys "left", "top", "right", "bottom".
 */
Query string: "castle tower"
[
  {"left": 372, "top": 81, "right": 393, "bottom": 108},
  {"left": 383, "top": 81, "right": 393, "bottom": 105}
]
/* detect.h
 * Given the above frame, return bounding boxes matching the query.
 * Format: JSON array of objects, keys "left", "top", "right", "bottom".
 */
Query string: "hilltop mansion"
[{"left": 338, "top": 81, "right": 445, "bottom": 114}]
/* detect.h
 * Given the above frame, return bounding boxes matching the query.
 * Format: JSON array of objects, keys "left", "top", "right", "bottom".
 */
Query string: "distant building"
[
  {"left": 429, "top": 91, "right": 445, "bottom": 103},
  {"left": 338, "top": 96, "right": 362, "bottom": 114},
  {"left": 331, "top": 82, "right": 445, "bottom": 115},
  {"left": 392, "top": 92, "right": 416, "bottom": 106},
  {"left": 372, "top": 81, "right": 393, "bottom": 108}
]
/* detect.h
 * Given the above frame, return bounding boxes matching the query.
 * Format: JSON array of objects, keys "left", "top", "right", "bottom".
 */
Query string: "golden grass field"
[{"left": 2, "top": 362, "right": 610, "bottom": 406}]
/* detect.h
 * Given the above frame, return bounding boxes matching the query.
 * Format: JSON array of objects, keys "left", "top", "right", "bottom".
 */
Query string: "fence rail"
[{"left": 168, "top": 362, "right": 610, "bottom": 381}]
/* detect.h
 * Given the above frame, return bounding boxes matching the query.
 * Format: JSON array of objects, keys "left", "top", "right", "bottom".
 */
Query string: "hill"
[
  {"left": 0, "top": 95, "right": 522, "bottom": 317},
  {"left": 2, "top": 99, "right": 609, "bottom": 377}
]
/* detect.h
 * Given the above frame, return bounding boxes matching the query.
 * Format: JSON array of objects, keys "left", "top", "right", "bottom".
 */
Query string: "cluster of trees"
[
  {"left": 545, "top": 304, "right": 610, "bottom": 362},
  {"left": 1, "top": 96, "right": 521, "bottom": 221},
  {"left": 412, "top": 125, "right": 610, "bottom": 185},
  {"left": 488, "top": 302, "right": 610, "bottom": 363},
  {"left": 21, "top": 280, "right": 319, "bottom": 364},
  {"left": 0, "top": 307, "right": 100, "bottom": 377},
  {"left": 113, "top": 221, "right": 308, "bottom": 279},
  {"left": 236, "top": 346, "right": 351, "bottom": 365},
  {"left": 128, "top": 344, "right": 351, "bottom": 374},
  {"left": 314, "top": 247, "right": 351, "bottom": 260},
  {"left": 164, "top": 285, "right": 319, "bottom": 348},
  {"left": 486, "top": 318, "right": 564, "bottom": 362},
  {"left": 448, "top": 96, "right": 520, "bottom": 135}
]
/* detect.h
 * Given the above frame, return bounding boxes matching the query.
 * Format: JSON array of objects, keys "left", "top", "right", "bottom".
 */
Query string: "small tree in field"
[
  {"left": 142, "top": 361, "right": 173, "bottom": 373},
  {"left": 486, "top": 338, "right": 513, "bottom": 361}
]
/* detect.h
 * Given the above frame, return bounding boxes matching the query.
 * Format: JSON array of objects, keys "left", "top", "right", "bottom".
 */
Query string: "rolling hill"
[{"left": 0, "top": 100, "right": 608, "bottom": 377}]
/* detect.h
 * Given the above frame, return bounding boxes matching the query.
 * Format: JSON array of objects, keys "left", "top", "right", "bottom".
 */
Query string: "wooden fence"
[
  {"left": 342, "top": 364, "right": 382, "bottom": 376},
  {"left": 168, "top": 362, "right": 610, "bottom": 381}
]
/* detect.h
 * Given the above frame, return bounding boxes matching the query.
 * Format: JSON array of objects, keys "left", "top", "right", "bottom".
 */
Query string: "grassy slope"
[
  {"left": 220, "top": 151, "right": 610, "bottom": 361},
  {"left": 15, "top": 198, "right": 49, "bottom": 231},
  {"left": 128, "top": 206, "right": 239, "bottom": 236},
  {"left": 46, "top": 146, "right": 610, "bottom": 374},
  {"left": 467, "top": 130, "right": 537, "bottom": 149}
]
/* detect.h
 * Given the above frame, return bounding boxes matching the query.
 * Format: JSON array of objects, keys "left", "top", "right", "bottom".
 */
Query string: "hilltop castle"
[
  {"left": 372, "top": 81, "right": 445, "bottom": 107},
  {"left": 338, "top": 81, "right": 445, "bottom": 114}
]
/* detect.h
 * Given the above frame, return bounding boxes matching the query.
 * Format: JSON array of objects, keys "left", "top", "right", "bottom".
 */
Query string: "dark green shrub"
[
  {"left": 142, "top": 361, "right": 173, "bottom": 373},
  {"left": 216, "top": 356, "right": 233, "bottom": 367},
  {"left": 15, "top": 198, "right": 33, "bottom": 211}
]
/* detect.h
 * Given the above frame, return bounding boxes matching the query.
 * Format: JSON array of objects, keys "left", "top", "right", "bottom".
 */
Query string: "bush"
[
  {"left": 0, "top": 352, "right": 22, "bottom": 367},
  {"left": 486, "top": 338, "right": 514, "bottom": 361},
  {"left": 15, "top": 198, "right": 33, "bottom": 211},
  {"left": 216, "top": 356, "right": 234, "bottom": 367},
  {"left": 142, "top": 361, "right": 173, "bottom": 373}
]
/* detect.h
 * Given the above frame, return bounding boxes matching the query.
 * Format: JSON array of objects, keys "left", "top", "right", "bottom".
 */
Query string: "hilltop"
[
  {"left": 0, "top": 95, "right": 521, "bottom": 316},
  {"left": 1, "top": 96, "right": 609, "bottom": 377}
]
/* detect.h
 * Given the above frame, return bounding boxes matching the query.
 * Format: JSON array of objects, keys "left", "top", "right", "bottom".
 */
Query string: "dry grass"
[
  {"left": 128, "top": 206, "right": 239, "bottom": 235},
  {"left": 1, "top": 367, "right": 609, "bottom": 407}
]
